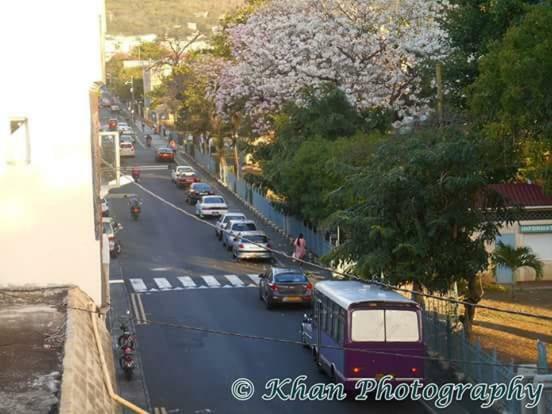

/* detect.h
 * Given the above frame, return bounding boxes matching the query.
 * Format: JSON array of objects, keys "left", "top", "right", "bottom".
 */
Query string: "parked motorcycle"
[
  {"left": 117, "top": 322, "right": 135, "bottom": 350},
  {"left": 131, "top": 167, "right": 140, "bottom": 183},
  {"left": 119, "top": 345, "right": 135, "bottom": 381},
  {"left": 109, "top": 238, "right": 122, "bottom": 257}
]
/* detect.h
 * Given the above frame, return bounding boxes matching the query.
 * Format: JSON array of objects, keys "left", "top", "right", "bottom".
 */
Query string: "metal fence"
[
  {"left": 186, "top": 145, "right": 551, "bottom": 413},
  {"left": 424, "top": 311, "right": 551, "bottom": 414},
  {"left": 189, "top": 147, "right": 333, "bottom": 257}
]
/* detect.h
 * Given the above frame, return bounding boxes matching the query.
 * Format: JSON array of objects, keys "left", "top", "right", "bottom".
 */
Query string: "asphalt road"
[{"left": 104, "top": 111, "right": 427, "bottom": 414}]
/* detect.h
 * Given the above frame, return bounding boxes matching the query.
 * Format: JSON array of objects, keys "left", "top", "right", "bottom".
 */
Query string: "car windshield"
[
  {"left": 232, "top": 222, "right": 256, "bottom": 231},
  {"left": 275, "top": 273, "right": 307, "bottom": 283},
  {"left": 178, "top": 167, "right": 193, "bottom": 173},
  {"left": 160, "top": 149, "right": 171, "bottom": 153},
  {"left": 193, "top": 184, "right": 210, "bottom": 192},
  {"left": 243, "top": 235, "right": 268, "bottom": 243},
  {"left": 204, "top": 197, "right": 225, "bottom": 204}
]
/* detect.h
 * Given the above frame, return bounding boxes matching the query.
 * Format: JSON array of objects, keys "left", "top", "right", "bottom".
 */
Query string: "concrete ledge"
[{"left": 59, "top": 288, "right": 119, "bottom": 414}]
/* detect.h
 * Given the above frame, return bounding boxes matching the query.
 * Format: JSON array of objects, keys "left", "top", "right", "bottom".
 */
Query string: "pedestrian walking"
[{"left": 292, "top": 233, "right": 307, "bottom": 266}]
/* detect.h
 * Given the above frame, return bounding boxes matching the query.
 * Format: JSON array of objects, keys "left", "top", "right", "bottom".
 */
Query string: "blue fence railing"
[
  {"left": 185, "top": 145, "right": 551, "bottom": 413},
  {"left": 188, "top": 147, "right": 333, "bottom": 257}
]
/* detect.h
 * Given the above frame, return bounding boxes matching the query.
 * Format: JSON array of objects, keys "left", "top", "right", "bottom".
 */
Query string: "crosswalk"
[{"left": 127, "top": 274, "right": 261, "bottom": 293}]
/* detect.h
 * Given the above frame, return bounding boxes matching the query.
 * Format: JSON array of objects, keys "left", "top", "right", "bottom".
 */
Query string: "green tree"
[
  {"left": 325, "top": 130, "right": 514, "bottom": 335},
  {"left": 469, "top": 5, "right": 552, "bottom": 190},
  {"left": 130, "top": 42, "right": 168, "bottom": 61},
  {"left": 491, "top": 242, "right": 543, "bottom": 295}
]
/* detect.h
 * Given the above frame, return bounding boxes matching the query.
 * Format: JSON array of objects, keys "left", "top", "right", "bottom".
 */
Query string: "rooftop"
[
  {"left": 489, "top": 183, "right": 552, "bottom": 207},
  {"left": 0, "top": 288, "right": 67, "bottom": 413}
]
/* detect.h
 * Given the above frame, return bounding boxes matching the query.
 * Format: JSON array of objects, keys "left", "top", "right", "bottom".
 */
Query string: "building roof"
[
  {"left": 315, "top": 280, "right": 415, "bottom": 309},
  {"left": 488, "top": 183, "right": 552, "bottom": 207}
]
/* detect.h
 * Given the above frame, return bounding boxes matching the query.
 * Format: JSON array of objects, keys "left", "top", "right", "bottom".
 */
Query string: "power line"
[
  {"left": 64, "top": 303, "right": 546, "bottom": 372},
  {"left": 132, "top": 180, "right": 552, "bottom": 323}
]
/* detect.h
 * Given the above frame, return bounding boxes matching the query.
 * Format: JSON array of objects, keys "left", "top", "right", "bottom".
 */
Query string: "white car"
[
  {"left": 118, "top": 123, "right": 131, "bottom": 133},
  {"left": 232, "top": 231, "right": 272, "bottom": 260},
  {"left": 171, "top": 165, "right": 195, "bottom": 182},
  {"left": 195, "top": 195, "right": 228, "bottom": 218},
  {"left": 222, "top": 220, "right": 257, "bottom": 250},
  {"left": 119, "top": 142, "right": 135, "bottom": 157},
  {"left": 215, "top": 212, "right": 246, "bottom": 240}
]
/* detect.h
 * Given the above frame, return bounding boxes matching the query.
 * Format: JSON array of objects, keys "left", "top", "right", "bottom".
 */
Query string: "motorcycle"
[
  {"left": 131, "top": 169, "right": 140, "bottom": 183},
  {"left": 117, "top": 322, "right": 135, "bottom": 350},
  {"left": 109, "top": 238, "right": 121, "bottom": 257},
  {"left": 146, "top": 135, "right": 152, "bottom": 147},
  {"left": 119, "top": 345, "right": 135, "bottom": 381},
  {"left": 130, "top": 205, "right": 141, "bottom": 220}
]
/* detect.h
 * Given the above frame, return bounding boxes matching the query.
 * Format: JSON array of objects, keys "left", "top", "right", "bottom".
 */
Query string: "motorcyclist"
[
  {"left": 127, "top": 195, "right": 142, "bottom": 210},
  {"left": 169, "top": 139, "right": 177, "bottom": 155}
]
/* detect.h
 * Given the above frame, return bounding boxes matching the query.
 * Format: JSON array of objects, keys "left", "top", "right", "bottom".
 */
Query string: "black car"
[
  {"left": 258, "top": 267, "right": 313, "bottom": 309},
  {"left": 186, "top": 182, "right": 214, "bottom": 204}
]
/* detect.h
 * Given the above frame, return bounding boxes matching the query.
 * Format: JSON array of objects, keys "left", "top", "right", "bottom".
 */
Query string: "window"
[
  {"left": 351, "top": 310, "right": 385, "bottom": 342},
  {"left": 385, "top": 310, "right": 420, "bottom": 342},
  {"left": 6, "top": 117, "right": 30, "bottom": 165},
  {"left": 336, "top": 309, "right": 345, "bottom": 345},
  {"left": 274, "top": 273, "right": 307, "bottom": 283},
  {"left": 351, "top": 309, "right": 420, "bottom": 342}
]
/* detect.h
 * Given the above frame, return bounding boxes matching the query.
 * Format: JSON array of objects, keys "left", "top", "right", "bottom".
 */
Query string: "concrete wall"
[
  {"left": 59, "top": 288, "right": 119, "bottom": 414},
  {"left": 488, "top": 220, "right": 552, "bottom": 282},
  {"left": 0, "top": 0, "right": 105, "bottom": 304}
]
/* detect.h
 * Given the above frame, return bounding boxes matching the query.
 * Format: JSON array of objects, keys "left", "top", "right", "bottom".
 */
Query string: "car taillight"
[
  {"left": 268, "top": 283, "right": 278, "bottom": 291},
  {"left": 108, "top": 236, "right": 114, "bottom": 241},
  {"left": 306, "top": 282, "right": 313, "bottom": 290},
  {"left": 239, "top": 244, "right": 244, "bottom": 248}
]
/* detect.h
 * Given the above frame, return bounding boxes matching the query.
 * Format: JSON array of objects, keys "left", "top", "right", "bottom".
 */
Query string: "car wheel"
[
  {"left": 265, "top": 293, "right": 273, "bottom": 310},
  {"left": 227, "top": 243, "right": 232, "bottom": 251},
  {"left": 222, "top": 239, "right": 226, "bottom": 247},
  {"left": 259, "top": 287, "right": 263, "bottom": 301}
]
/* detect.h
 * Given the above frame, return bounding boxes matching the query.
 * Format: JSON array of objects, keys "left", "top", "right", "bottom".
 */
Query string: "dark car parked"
[
  {"left": 186, "top": 182, "right": 214, "bottom": 204},
  {"left": 258, "top": 267, "right": 313, "bottom": 309}
]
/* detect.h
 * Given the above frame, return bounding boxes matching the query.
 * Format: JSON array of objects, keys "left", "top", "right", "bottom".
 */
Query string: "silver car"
[
  {"left": 215, "top": 212, "right": 246, "bottom": 240},
  {"left": 222, "top": 220, "right": 257, "bottom": 250},
  {"left": 232, "top": 231, "right": 272, "bottom": 261}
]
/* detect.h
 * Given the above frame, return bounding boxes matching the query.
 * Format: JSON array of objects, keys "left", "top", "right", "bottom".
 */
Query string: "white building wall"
[{"left": 0, "top": 0, "right": 105, "bottom": 303}]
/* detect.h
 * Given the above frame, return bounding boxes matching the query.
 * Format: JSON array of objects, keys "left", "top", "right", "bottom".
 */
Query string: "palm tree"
[{"left": 491, "top": 241, "right": 543, "bottom": 297}]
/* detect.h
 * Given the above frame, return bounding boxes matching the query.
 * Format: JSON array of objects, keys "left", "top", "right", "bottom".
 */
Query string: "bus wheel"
[{"left": 330, "top": 365, "right": 337, "bottom": 383}]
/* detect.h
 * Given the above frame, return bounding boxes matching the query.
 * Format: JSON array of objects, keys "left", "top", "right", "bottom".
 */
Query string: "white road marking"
[
  {"left": 202, "top": 276, "right": 221, "bottom": 287},
  {"left": 225, "top": 275, "right": 244, "bottom": 287},
  {"left": 154, "top": 278, "right": 172, "bottom": 290},
  {"left": 109, "top": 279, "right": 124, "bottom": 284},
  {"left": 129, "top": 278, "right": 147, "bottom": 293},
  {"left": 247, "top": 274, "right": 261, "bottom": 285},
  {"left": 178, "top": 276, "right": 196, "bottom": 288},
  {"left": 136, "top": 294, "right": 147, "bottom": 324}
]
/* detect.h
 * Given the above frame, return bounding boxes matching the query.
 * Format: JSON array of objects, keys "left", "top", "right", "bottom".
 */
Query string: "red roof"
[{"left": 488, "top": 183, "right": 552, "bottom": 207}]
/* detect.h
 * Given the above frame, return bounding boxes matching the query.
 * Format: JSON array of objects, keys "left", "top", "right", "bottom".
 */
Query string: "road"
[{"left": 103, "top": 110, "right": 428, "bottom": 414}]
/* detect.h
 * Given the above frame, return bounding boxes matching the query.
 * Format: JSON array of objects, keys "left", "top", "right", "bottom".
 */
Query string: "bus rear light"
[
  {"left": 352, "top": 367, "right": 361, "bottom": 374},
  {"left": 411, "top": 367, "right": 418, "bottom": 374}
]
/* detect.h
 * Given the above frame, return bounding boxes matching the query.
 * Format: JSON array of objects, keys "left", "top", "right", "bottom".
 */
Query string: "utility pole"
[{"left": 130, "top": 75, "right": 135, "bottom": 123}]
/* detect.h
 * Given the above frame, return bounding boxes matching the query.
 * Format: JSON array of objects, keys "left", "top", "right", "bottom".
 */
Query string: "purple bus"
[{"left": 300, "top": 280, "right": 425, "bottom": 393}]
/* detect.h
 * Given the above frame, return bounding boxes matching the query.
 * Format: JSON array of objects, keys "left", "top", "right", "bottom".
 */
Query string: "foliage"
[
  {"left": 106, "top": 55, "right": 144, "bottom": 103},
  {"left": 105, "top": 0, "right": 245, "bottom": 36},
  {"left": 468, "top": 5, "right": 552, "bottom": 190},
  {"left": 491, "top": 241, "right": 543, "bottom": 280},
  {"left": 215, "top": 0, "right": 451, "bottom": 132},
  {"left": 324, "top": 130, "right": 514, "bottom": 294},
  {"left": 129, "top": 42, "right": 168, "bottom": 61},
  {"left": 443, "top": 0, "right": 537, "bottom": 109}
]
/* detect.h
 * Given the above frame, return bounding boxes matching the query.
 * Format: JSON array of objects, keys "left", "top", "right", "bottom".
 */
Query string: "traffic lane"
[
  {"left": 107, "top": 181, "right": 267, "bottom": 279},
  {"left": 138, "top": 288, "right": 426, "bottom": 414}
]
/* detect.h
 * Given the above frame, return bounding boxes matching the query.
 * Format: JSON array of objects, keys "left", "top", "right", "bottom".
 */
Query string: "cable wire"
[{"left": 131, "top": 179, "right": 552, "bottom": 323}]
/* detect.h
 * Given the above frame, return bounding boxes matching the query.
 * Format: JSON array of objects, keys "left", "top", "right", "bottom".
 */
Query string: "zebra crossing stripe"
[
  {"left": 130, "top": 278, "right": 147, "bottom": 293},
  {"left": 178, "top": 276, "right": 196, "bottom": 288},
  {"left": 202, "top": 276, "right": 221, "bottom": 287},
  {"left": 154, "top": 278, "right": 172, "bottom": 290},
  {"left": 247, "top": 274, "right": 261, "bottom": 285},
  {"left": 225, "top": 275, "right": 244, "bottom": 287}
]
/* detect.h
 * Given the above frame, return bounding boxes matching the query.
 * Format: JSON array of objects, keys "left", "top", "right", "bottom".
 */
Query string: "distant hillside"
[{"left": 106, "top": 0, "right": 245, "bottom": 36}]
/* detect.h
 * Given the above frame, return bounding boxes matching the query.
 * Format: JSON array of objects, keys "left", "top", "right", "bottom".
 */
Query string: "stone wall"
[{"left": 59, "top": 288, "right": 120, "bottom": 414}]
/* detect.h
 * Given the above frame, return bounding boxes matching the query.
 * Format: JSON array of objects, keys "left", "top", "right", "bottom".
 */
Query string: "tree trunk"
[
  {"left": 233, "top": 137, "right": 240, "bottom": 179},
  {"left": 462, "top": 274, "right": 484, "bottom": 338},
  {"left": 412, "top": 280, "right": 426, "bottom": 310}
]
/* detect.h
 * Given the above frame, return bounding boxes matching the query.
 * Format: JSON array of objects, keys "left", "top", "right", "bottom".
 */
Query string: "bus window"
[
  {"left": 385, "top": 310, "right": 419, "bottom": 342},
  {"left": 332, "top": 308, "right": 339, "bottom": 342},
  {"left": 351, "top": 310, "right": 385, "bottom": 342}
]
